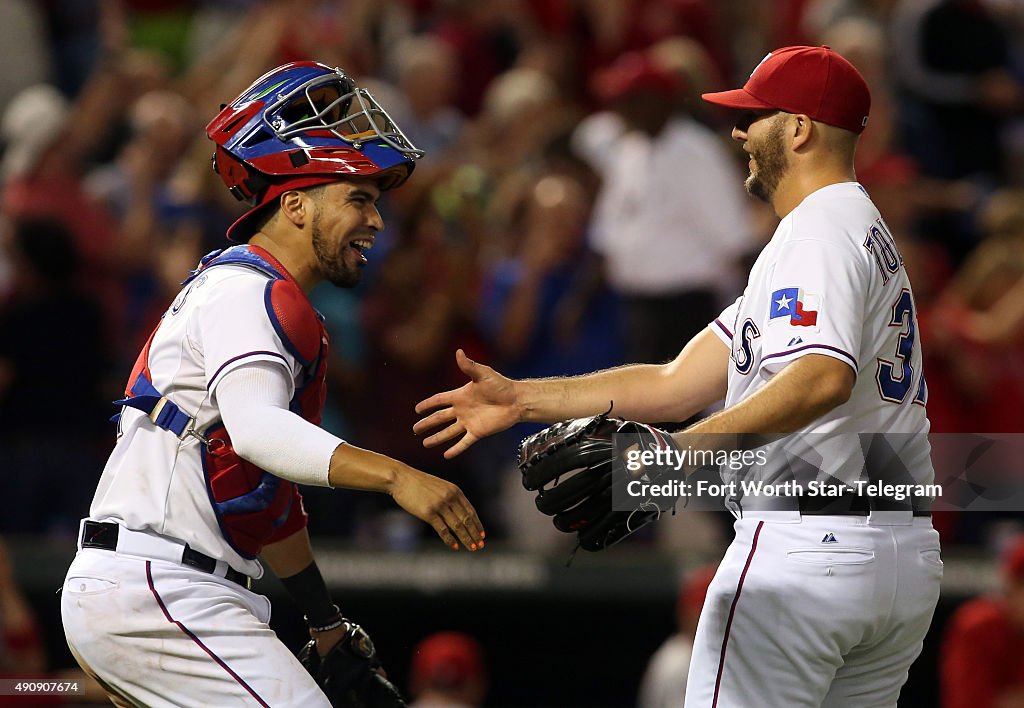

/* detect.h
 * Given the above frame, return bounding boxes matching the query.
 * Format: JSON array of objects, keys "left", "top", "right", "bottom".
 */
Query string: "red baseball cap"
[
  {"left": 410, "top": 632, "right": 485, "bottom": 690},
  {"left": 226, "top": 165, "right": 409, "bottom": 242},
  {"left": 593, "top": 51, "right": 685, "bottom": 104},
  {"left": 702, "top": 46, "right": 870, "bottom": 134},
  {"left": 226, "top": 175, "right": 340, "bottom": 243}
]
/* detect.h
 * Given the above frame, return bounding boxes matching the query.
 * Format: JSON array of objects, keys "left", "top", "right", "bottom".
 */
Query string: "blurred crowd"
[{"left": 0, "top": 0, "right": 1023, "bottom": 555}]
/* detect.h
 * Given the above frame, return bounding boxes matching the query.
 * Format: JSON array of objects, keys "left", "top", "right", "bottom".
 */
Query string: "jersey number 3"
[{"left": 876, "top": 288, "right": 927, "bottom": 405}]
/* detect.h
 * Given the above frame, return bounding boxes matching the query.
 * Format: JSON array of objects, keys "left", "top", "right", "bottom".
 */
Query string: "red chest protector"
[{"left": 119, "top": 245, "right": 328, "bottom": 559}]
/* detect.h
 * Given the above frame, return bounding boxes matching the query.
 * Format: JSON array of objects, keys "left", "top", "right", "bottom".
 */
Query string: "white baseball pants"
[
  {"left": 684, "top": 514, "right": 942, "bottom": 707},
  {"left": 61, "top": 547, "right": 330, "bottom": 707}
]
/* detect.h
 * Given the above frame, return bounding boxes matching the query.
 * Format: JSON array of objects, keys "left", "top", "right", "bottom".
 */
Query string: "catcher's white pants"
[
  {"left": 61, "top": 546, "right": 330, "bottom": 707},
  {"left": 684, "top": 514, "right": 941, "bottom": 708}
]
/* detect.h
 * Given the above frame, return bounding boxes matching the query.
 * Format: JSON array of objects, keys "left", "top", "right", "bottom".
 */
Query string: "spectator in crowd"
[
  {"left": 889, "top": 0, "right": 1024, "bottom": 258},
  {"left": 430, "top": 2, "right": 535, "bottom": 116},
  {"left": 638, "top": 564, "right": 718, "bottom": 708},
  {"left": 926, "top": 188, "right": 1024, "bottom": 435},
  {"left": 0, "top": 83, "right": 119, "bottom": 319},
  {"left": 1, "top": 30, "right": 174, "bottom": 349},
  {"left": 479, "top": 172, "right": 623, "bottom": 545},
  {"left": 934, "top": 188, "right": 1024, "bottom": 349},
  {"left": 473, "top": 67, "right": 573, "bottom": 187},
  {"left": 387, "top": 35, "right": 466, "bottom": 157},
  {"left": 942, "top": 537, "right": 1024, "bottom": 708},
  {"left": 409, "top": 631, "right": 487, "bottom": 708},
  {"left": 0, "top": 219, "right": 108, "bottom": 535},
  {"left": 891, "top": 0, "right": 1024, "bottom": 183},
  {"left": 86, "top": 88, "right": 200, "bottom": 358},
  {"left": 0, "top": 0, "right": 52, "bottom": 110},
  {"left": 480, "top": 173, "right": 620, "bottom": 381},
  {"left": 573, "top": 48, "right": 752, "bottom": 366}
]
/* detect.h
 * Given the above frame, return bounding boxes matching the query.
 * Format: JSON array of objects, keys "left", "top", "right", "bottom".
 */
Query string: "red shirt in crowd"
[{"left": 942, "top": 596, "right": 1024, "bottom": 708}]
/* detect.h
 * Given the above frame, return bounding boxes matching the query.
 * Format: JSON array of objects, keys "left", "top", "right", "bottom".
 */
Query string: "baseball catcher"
[
  {"left": 61, "top": 60, "right": 484, "bottom": 707},
  {"left": 518, "top": 413, "right": 683, "bottom": 551}
]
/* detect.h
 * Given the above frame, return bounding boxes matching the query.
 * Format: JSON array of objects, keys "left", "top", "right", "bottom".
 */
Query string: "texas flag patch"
[{"left": 769, "top": 287, "right": 819, "bottom": 326}]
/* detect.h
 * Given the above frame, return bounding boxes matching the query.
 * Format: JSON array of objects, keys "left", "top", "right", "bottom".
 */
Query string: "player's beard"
[
  {"left": 311, "top": 208, "right": 363, "bottom": 288},
  {"left": 745, "top": 119, "right": 788, "bottom": 203}
]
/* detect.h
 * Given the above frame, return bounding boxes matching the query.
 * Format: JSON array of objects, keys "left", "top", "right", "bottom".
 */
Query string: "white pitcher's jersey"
[
  {"left": 710, "top": 182, "right": 933, "bottom": 495},
  {"left": 89, "top": 264, "right": 306, "bottom": 578}
]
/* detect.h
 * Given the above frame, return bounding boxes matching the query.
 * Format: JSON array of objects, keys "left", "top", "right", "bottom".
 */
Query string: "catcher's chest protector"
[
  {"left": 122, "top": 245, "right": 329, "bottom": 558},
  {"left": 200, "top": 246, "right": 328, "bottom": 557}
]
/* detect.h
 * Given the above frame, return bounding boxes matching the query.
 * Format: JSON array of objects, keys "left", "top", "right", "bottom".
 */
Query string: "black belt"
[
  {"left": 798, "top": 494, "right": 931, "bottom": 517},
  {"left": 799, "top": 508, "right": 932, "bottom": 517},
  {"left": 81, "top": 521, "right": 252, "bottom": 588}
]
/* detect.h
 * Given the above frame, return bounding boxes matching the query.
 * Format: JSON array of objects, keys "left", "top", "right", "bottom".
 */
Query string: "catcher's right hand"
[
  {"left": 297, "top": 621, "right": 406, "bottom": 708},
  {"left": 518, "top": 414, "right": 682, "bottom": 551}
]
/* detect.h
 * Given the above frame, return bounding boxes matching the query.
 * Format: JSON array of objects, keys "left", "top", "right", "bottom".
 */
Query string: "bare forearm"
[
  {"left": 516, "top": 363, "right": 675, "bottom": 421},
  {"left": 516, "top": 328, "right": 729, "bottom": 424},
  {"left": 327, "top": 443, "right": 400, "bottom": 493},
  {"left": 260, "top": 528, "right": 316, "bottom": 578},
  {"left": 676, "top": 354, "right": 853, "bottom": 450},
  {"left": 330, "top": 440, "right": 486, "bottom": 551}
]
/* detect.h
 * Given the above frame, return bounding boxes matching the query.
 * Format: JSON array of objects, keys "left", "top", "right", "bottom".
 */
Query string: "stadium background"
[{"left": 1, "top": 0, "right": 1022, "bottom": 706}]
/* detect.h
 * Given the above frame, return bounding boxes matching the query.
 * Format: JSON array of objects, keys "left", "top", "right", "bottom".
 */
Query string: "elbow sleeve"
[{"left": 214, "top": 362, "right": 342, "bottom": 487}]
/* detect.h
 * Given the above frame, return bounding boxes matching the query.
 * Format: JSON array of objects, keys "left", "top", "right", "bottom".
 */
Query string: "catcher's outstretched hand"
[
  {"left": 414, "top": 349, "right": 520, "bottom": 459},
  {"left": 389, "top": 466, "right": 485, "bottom": 551}
]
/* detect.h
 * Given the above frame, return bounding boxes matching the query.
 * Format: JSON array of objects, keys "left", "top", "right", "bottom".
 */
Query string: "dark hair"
[{"left": 13, "top": 218, "right": 79, "bottom": 284}]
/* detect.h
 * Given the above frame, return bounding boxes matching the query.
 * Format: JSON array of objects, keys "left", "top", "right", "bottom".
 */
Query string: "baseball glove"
[
  {"left": 518, "top": 413, "right": 682, "bottom": 552},
  {"left": 297, "top": 621, "right": 406, "bottom": 708}
]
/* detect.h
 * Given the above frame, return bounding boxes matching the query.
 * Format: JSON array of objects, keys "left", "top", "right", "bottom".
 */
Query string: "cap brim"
[{"left": 701, "top": 88, "right": 776, "bottom": 111}]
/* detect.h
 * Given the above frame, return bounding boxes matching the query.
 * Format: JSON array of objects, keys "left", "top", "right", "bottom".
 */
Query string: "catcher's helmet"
[{"left": 206, "top": 61, "right": 423, "bottom": 241}]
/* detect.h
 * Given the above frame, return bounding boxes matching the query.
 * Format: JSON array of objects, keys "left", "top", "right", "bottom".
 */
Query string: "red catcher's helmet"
[{"left": 206, "top": 61, "right": 424, "bottom": 241}]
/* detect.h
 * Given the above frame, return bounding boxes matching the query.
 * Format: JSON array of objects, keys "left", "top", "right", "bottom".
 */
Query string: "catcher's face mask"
[
  {"left": 265, "top": 71, "right": 422, "bottom": 159},
  {"left": 207, "top": 61, "right": 423, "bottom": 241}
]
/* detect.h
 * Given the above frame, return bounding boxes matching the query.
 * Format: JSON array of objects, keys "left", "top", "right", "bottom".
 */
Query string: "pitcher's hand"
[{"left": 414, "top": 349, "right": 521, "bottom": 458}]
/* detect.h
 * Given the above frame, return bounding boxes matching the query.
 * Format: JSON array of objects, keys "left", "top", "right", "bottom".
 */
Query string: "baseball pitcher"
[{"left": 416, "top": 46, "right": 941, "bottom": 707}]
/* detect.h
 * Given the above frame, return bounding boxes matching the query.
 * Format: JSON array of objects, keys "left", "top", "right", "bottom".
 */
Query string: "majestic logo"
[
  {"left": 770, "top": 288, "right": 819, "bottom": 327},
  {"left": 821, "top": 532, "right": 838, "bottom": 544}
]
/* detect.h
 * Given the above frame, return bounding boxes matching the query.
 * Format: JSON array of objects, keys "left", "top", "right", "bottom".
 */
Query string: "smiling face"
[
  {"left": 308, "top": 179, "right": 384, "bottom": 288},
  {"left": 733, "top": 110, "right": 789, "bottom": 203}
]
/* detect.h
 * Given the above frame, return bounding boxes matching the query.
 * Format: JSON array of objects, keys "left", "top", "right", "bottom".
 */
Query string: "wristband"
[
  {"left": 279, "top": 562, "right": 338, "bottom": 626},
  {"left": 307, "top": 613, "right": 346, "bottom": 634}
]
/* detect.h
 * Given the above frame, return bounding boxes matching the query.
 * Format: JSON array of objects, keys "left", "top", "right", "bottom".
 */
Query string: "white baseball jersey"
[
  {"left": 684, "top": 182, "right": 942, "bottom": 707},
  {"left": 89, "top": 260, "right": 308, "bottom": 578},
  {"left": 709, "top": 181, "right": 933, "bottom": 498},
  {"left": 63, "top": 246, "right": 336, "bottom": 707}
]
